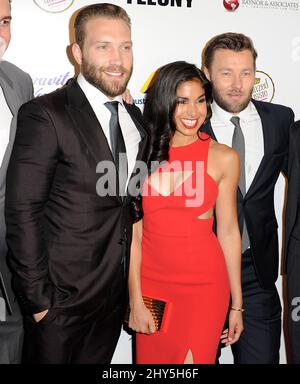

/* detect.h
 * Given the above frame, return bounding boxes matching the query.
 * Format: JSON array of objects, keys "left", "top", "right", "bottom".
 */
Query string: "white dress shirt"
[
  {"left": 77, "top": 74, "right": 141, "bottom": 188},
  {"left": 0, "top": 85, "right": 12, "bottom": 167},
  {"left": 211, "top": 101, "right": 264, "bottom": 192}
]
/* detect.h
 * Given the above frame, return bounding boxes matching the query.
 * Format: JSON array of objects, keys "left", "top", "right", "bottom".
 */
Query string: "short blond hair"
[{"left": 74, "top": 3, "right": 131, "bottom": 49}]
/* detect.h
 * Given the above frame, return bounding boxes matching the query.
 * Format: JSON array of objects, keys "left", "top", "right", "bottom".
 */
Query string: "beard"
[
  {"left": 0, "top": 37, "right": 7, "bottom": 61},
  {"left": 213, "top": 87, "right": 253, "bottom": 114},
  {"left": 81, "top": 59, "right": 132, "bottom": 98}
]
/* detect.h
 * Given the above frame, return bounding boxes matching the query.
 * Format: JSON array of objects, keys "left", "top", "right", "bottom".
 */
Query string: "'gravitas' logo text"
[{"left": 126, "top": 0, "right": 193, "bottom": 7}]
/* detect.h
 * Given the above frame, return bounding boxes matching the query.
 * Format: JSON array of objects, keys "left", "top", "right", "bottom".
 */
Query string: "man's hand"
[{"left": 33, "top": 309, "right": 49, "bottom": 323}]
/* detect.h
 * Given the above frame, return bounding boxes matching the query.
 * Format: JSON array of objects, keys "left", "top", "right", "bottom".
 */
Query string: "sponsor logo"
[
  {"left": 134, "top": 98, "right": 146, "bottom": 105},
  {"left": 239, "top": 0, "right": 299, "bottom": 11},
  {"left": 126, "top": 0, "right": 193, "bottom": 7},
  {"left": 133, "top": 71, "right": 155, "bottom": 106},
  {"left": 252, "top": 70, "right": 275, "bottom": 102},
  {"left": 33, "top": 72, "right": 71, "bottom": 97},
  {"left": 223, "top": 0, "right": 240, "bottom": 11},
  {"left": 33, "top": 0, "right": 74, "bottom": 13}
]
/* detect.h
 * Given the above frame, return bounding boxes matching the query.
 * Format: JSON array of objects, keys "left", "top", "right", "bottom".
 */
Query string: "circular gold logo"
[{"left": 252, "top": 70, "right": 275, "bottom": 102}]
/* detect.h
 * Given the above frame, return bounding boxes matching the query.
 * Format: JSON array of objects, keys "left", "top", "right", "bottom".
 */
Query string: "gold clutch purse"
[{"left": 125, "top": 296, "right": 170, "bottom": 332}]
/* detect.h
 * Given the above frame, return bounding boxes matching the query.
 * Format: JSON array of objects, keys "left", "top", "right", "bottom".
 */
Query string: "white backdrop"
[{"left": 5, "top": 0, "right": 300, "bottom": 364}]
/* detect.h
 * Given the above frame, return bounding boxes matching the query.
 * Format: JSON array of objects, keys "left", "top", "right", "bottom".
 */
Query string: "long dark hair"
[{"left": 143, "top": 61, "right": 212, "bottom": 167}]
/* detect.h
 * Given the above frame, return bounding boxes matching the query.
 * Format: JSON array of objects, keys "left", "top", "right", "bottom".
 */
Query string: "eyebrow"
[
  {"left": 219, "top": 67, "right": 253, "bottom": 71},
  {"left": 94, "top": 40, "right": 132, "bottom": 44},
  {"left": 0, "top": 16, "right": 12, "bottom": 22}
]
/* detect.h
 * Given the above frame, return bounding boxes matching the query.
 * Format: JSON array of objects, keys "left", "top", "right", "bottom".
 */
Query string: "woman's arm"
[
  {"left": 215, "top": 146, "right": 244, "bottom": 346},
  {"left": 128, "top": 219, "right": 156, "bottom": 334}
]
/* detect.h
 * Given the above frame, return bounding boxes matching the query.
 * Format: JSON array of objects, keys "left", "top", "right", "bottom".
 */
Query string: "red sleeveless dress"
[{"left": 136, "top": 133, "right": 230, "bottom": 364}]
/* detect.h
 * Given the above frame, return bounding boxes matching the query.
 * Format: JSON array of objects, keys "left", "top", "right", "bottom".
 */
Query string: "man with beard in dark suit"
[
  {"left": 0, "top": 0, "right": 33, "bottom": 363},
  {"left": 202, "top": 32, "right": 294, "bottom": 363},
  {"left": 5, "top": 3, "right": 148, "bottom": 364}
]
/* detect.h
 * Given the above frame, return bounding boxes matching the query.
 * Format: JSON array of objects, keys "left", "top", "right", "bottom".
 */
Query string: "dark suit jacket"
[
  {"left": 285, "top": 120, "right": 300, "bottom": 266},
  {"left": 202, "top": 99, "right": 294, "bottom": 289},
  {"left": 0, "top": 61, "right": 33, "bottom": 315},
  {"left": 285, "top": 120, "right": 300, "bottom": 363},
  {"left": 5, "top": 79, "right": 148, "bottom": 316}
]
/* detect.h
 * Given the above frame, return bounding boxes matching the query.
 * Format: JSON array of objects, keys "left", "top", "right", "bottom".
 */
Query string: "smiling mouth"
[
  {"left": 181, "top": 119, "right": 199, "bottom": 129},
  {"left": 104, "top": 71, "right": 124, "bottom": 78}
]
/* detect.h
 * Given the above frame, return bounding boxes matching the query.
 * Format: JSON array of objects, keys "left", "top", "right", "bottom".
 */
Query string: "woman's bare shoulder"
[{"left": 209, "top": 139, "right": 239, "bottom": 165}]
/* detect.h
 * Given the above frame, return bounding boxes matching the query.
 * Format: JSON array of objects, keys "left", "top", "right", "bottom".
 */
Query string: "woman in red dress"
[{"left": 128, "top": 61, "right": 243, "bottom": 364}]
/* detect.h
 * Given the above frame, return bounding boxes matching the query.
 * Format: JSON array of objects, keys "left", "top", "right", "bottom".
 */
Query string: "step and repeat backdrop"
[{"left": 5, "top": 0, "right": 300, "bottom": 363}]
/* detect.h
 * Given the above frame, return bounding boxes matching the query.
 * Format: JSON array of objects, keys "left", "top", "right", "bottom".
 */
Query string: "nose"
[
  {"left": 109, "top": 47, "right": 122, "bottom": 65},
  {"left": 186, "top": 102, "right": 198, "bottom": 117},
  {"left": 232, "top": 74, "right": 242, "bottom": 89}
]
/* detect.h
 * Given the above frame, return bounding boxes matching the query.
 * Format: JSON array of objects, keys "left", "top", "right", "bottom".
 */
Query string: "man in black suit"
[
  {"left": 0, "top": 0, "right": 33, "bottom": 363},
  {"left": 5, "top": 3, "right": 148, "bottom": 364},
  {"left": 285, "top": 120, "right": 300, "bottom": 364},
  {"left": 202, "top": 32, "right": 294, "bottom": 363}
]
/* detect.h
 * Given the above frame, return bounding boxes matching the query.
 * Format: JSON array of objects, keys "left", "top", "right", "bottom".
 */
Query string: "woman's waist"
[
  {"left": 143, "top": 216, "right": 214, "bottom": 237},
  {"left": 141, "top": 261, "right": 227, "bottom": 285}
]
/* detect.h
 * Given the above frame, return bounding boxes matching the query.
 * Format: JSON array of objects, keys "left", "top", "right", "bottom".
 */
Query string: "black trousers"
[
  {"left": 23, "top": 301, "right": 125, "bottom": 364},
  {"left": 231, "top": 249, "right": 281, "bottom": 364},
  {"left": 287, "top": 235, "right": 300, "bottom": 364}
]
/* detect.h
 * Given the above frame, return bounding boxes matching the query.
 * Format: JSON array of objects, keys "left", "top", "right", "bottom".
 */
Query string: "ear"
[
  {"left": 72, "top": 43, "right": 83, "bottom": 66},
  {"left": 203, "top": 66, "right": 211, "bottom": 81}
]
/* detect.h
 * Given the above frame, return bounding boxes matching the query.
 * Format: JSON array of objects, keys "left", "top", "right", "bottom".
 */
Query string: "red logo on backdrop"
[{"left": 223, "top": 0, "right": 240, "bottom": 12}]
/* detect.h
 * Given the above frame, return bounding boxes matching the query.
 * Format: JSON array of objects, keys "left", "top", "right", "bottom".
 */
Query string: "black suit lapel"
[
  {"left": 244, "top": 100, "right": 273, "bottom": 200},
  {"left": 124, "top": 102, "right": 147, "bottom": 163},
  {"left": 123, "top": 102, "right": 148, "bottom": 200},
  {"left": 66, "top": 80, "right": 114, "bottom": 165}
]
